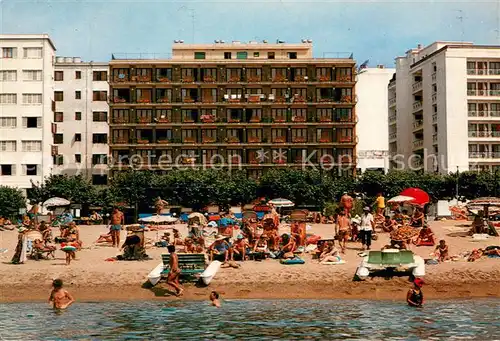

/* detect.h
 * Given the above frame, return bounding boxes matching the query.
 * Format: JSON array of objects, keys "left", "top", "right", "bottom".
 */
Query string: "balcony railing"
[
  {"left": 389, "top": 132, "right": 397, "bottom": 140},
  {"left": 468, "top": 151, "right": 500, "bottom": 158},
  {"left": 412, "top": 81, "right": 423, "bottom": 92},
  {"left": 468, "top": 111, "right": 488, "bottom": 118},
  {"left": 413, "top": 140, "right": 424, "bottom": 149},
  {"left": 412, "top": 101, "right": 422, "bottom": 111},
  {"left": 431, "top": 72, "right": 436, "bottom": 83},
  {"left": 467, "top": 69, "right": 500, "bottom": 75},
  {"left": 468, "top": 131, "right": 500, "bottom": 138},
  {"left": 412, "top": 159, "right": 424, "bottom": 168},
  {"left": 389, "top": 114, "right": 397, "bottom": 124},
  {"left": 432, "top": 134, "right": 438, "bottom": 143},
  {"left": 432, "top": 93, "right": 437, "bottom": 103},
  {"left": 389, "top": 97, "right": 396, "bottom": 106},
  {"left": 490, "top": 90, "right": 500, "bottom": 96},
  {"left": 467, "top": 90, "right": 487, "bottom": 96},
  {"left": 413, "top": 120, "right": 423, "bottom": 130},
  {"left": 432, "top": 114, "right": 437, "bottom": 123}
]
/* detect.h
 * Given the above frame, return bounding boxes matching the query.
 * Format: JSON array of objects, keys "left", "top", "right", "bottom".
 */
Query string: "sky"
[{"left": 0, "top": 0, "right": 499, "bottom": 66}]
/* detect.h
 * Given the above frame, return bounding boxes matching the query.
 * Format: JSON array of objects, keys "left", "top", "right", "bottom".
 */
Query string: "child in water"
[
  {"left": 49, "top": 279, "right": 75, "bottom": 310},
  {"left": 209, "top": 291, "right": 221, "bottom": 308},
  {"left": 406, "top": 278, "right": 424, "bottom": 307}
]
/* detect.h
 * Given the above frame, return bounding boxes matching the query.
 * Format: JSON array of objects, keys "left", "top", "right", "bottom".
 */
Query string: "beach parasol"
[
  {"left": 268, "top": 198, "right": 295, "bottom": 208},
  {"left": 188, "top": 212, "right": 208, "bottom": 225},
  {"left": 400, "top": 188, "right": 430, "bottom": 206},
  {"left": 138, "top": 215, "right": 178, "bottom": 224},
  {"left": 42, "top": 197, "right": 70, "bottom": 207},
  {"left": 390, "top": 226, "right": 420, "bottom": 242},
  {"left": 387, "top": 195, "right": 416, "bottom": 204},
  {"left": 466, "top": 197, "right": 500, "bottom": 207}
]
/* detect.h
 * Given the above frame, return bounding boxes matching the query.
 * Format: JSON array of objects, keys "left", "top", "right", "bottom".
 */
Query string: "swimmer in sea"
[
  {"left": 209, "top": 291, "right": 221, "bottom": 308},
  {"left": 406, "top": 278, "right": 424, "bottom": 307},
  {"left": 49, "top": 279, "right": 75, "bottom": 310}
]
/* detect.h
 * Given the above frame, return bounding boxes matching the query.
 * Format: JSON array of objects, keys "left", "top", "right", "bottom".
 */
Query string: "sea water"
[{"left": 0, "top": 299, "right": 498, "bottom": 340}]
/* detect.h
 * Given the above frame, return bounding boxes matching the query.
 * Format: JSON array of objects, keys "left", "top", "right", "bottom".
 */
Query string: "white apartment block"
[
  {"left": 388, "top": 41, "right": 500, "bottom": 173},
  {"left": 356, "top": 65, "right": 395, "bottom": 173},
  {"left": 0, "top": 34, "right": 56, "bottom": 194},
  {"left": 53, "top": 57, "right": 109, "bottom": 185}
]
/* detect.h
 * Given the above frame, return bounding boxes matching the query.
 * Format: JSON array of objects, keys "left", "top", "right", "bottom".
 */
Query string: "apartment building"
[
  {"left": 109, "top": 41, "right": 357, "bottom": 178},
  {"left": 0, "top": 34, "right": 56, "bottom": 193},
  {"left": 53, "top": 57, "right": 109, "bottom": 184},
  {"left": 356, "top": 65, "right": 395, "bottom": 173},
  {"left": 388, "top": 41, "right": 500, "bottom": 173}
]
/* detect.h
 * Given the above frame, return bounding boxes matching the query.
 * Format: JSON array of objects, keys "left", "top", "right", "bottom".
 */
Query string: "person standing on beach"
[
  {"left": 406, "top": 278, "right": 424, "bottom": 307},
  {"left": 154, "top": 197, "right": 168, "bottom": 216},
  {"left": 110, "top": 207, "right": 124, "bottom": 248},
  {"left": 166, "top": 245, "right": 184, "bottom": 296},
  {"left": 49, "top": 279, "right": 75, "bottom": 310},
  {"left": 340, "top": 192, "right": 354, "bottom": 217},
  {"left": 335, "top": 211, "right": 351, "bottom": 253},
  {"left": 359, "top": 207, "right": 375, "bottom": 250}
]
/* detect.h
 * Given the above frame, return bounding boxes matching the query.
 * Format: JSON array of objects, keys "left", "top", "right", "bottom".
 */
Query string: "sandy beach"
[{"left": 0, "top": 221, "right": 498, "bottom": 303}]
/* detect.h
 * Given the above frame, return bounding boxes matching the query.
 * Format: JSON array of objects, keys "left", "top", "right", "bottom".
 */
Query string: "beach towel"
[{"left": 280, "top": 256, "right": 305, "bottom": 265}]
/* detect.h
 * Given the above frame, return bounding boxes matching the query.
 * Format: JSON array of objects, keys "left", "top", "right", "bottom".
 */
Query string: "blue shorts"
[{"left": 111, "top": 225, "right": 122, "bottom": 231}]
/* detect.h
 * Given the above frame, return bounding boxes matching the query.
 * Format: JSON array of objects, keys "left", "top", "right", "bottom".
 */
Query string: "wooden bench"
[{"left": 161, "top": 253, "right": 206, "bottom": 279}]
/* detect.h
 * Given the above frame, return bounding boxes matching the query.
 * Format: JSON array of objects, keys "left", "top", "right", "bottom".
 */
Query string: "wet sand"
[{"left": 0, "top": 221, "right": 499, "bottom": 302}]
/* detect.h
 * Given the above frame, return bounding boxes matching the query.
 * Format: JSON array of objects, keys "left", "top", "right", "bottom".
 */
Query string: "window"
[
  {"left": 92, "top": 133, "right": 108, "bottom": 144},
  {"left": 24, "top": 117, "right": 41, "bottom": 128},
  {"left": 268, "top": 52, "right": 275, "bottom": 59},
  {"left": 54, "top": 112, "right": 64, "bottom": 122},
  {"left": 75, "top": 154, "right": 82, "bottom": 163},
  {"left": 22, "top": 93, "right": 42, "bottom": 105},
  {"left": 0, "top": 70, "right": 17, "bottom": 81},
  {"left": 75, "top": 91, "right": 81, "bottom": 99},
  {"left": 0, "top": 141, "right": 16, "bottom": 152},
  {"left": 54, "top": 91, "right": 64, "bottom": 101},
  {"left": 93, "top": 71, "right": 107, "bottom": 81},
  {"left": 75, "top": 71, "right": 82, "bottom": 79},
  {"left": 53, "top": 155, "right": 64, "bottom": 165},
  {"left": 75, "top": 112, "right": 82, "bottom": 120},
  {"left": 224, "top": 52, "right": 232, "bottom": 59},
  {"left": 194, "top": 52, "right": 206, "bottom": 59},
  {"left": 93, "top": 111, "right": 107, "bottom": 122},
  {"left": 24, "top": 164, "right": 38, "bottom": 176},
  {"left": 253, "top": 52, "right": 260, "bottom": 57},
  {"left": 0, "top": 94, "right": 17, "bottom": 104},
  {"left": 2, "top": 48, "right": 16, "bottom": 59},
  {"left": 93, "top": 91, "right": 107, "bottom": 101},
  {"left": 236, "top": 51, "right": 248, "bottom": 59},
  {"left": 0, "top": 165, "right": 13, "bottom": 176},
  {"left": 23, "top": 47, "right": 42, "bottom": 59},
  {"left": 53, "top": 134, "right": 64, "bottom": 144},
  {"left": 23, "top": 70, "right": 42, "bottom": 81},
  {"left": 288, "top": 52, "right": 297, "bottom": 59},
  {"left": 92, "top": 174, "right": 108, "bottom": 185},
  {"left": 54, "top": 71, "right": 64, "bottom": 81},
  {"left": 22, "top": 140, "right": 41, "bottom": 152},
  {"left": 75, "top": 133, "right": 82, "bottom": 142},
  {"left": 92, "top": 154, "right": 108, "bottom": 165},
  {"left": 0, "top": 117, "right": 17, "bottom": 128}
]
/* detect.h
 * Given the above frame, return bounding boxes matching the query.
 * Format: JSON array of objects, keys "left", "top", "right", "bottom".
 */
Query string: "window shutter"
[
  {"left": 22, "top": 117, "right": 27, "bottom": 128},
  {"left": 37, "top": 117, "right": 42, "bottom": 127},
  {"left": 11, "top": 165, "right": 16, "bottom": 175},
  {"left": 12, "top": 48, "right": 17, "bottom": 59},
  {"left": 22, "top": 164, "right": 27, "bottom": 175}
]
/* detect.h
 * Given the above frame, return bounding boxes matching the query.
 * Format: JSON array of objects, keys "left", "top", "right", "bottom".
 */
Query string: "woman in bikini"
[{"left": 406, "top": 278, "right": 424, "bottom": 307}]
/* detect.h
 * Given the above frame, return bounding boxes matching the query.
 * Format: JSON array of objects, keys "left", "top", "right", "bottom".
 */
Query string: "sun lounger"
[{"left": 161, "top": 253, "right": 206, "bottom": 279}]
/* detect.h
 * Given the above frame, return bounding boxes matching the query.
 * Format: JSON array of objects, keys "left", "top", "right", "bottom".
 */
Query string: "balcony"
[
  {"left": 413, "top": 139, "right": 424, "bottom": 149},
  {"left": 389, "top": 97, "right": 396, "bottom": 107},
  {"left": 412, "top": 159, "right": 424, "bottom": 169},
  {"left": 201, "top": 136, "right": 217, "bottom": 143},
  {"left": 432, "top": 93, "right": 437, "bottom": 103},
  {"left": 467, "top": 90, "right": 487, "bottom": 96},
  {"left": 412, "top": 81, "right": 423, "bottom": 93},
  {"left": 389, "top": 114, "right": 397, "bottom": 124},
  {"left": 468, "top": 151, "right": 500, "bottom": 159},
  {"left": 468, "top": 131, "right": 500, "bottom": 138},
  {"left": 431, "top": 72, "right": 436, "bottom": 83},
  {"left": 248, "top": 136, "right": 262, "bottom": 144},
  {"left": 227, "top": 136, "right": 240, "bottom": 144},
  {"left": 490, "top": 90, "right": 500, "bottom": 96},
  {"left": 273, "top": 136, "right": 287, "bottom": 143},
  {"left": 413, "top": 119, "right": 423, "bottom": 130},
  {"left": 432, "top": 134, "right": 438, "bottom": 144},
  {"left": 338, "top": 136, "right": 353, "bottom": 143},
  {"left": 389, "top": 132, "right": 397, "bottom": 140},
  {"left": 468, "top": 111, "right": 488, "bottom": 118},
  {"left": 412, "top": 101, "right": 422, "bottom": 111},
  {"left": 292, "top": 136, "right": 307, "bottom": 143},
  {"left": 432, "top": 114, "right": 437, "bottom": 123}
]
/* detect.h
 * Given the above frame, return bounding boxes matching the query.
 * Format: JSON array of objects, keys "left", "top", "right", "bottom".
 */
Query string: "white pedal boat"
[{"left": 356, "top": 249, "right": 425, "bottom": 280}]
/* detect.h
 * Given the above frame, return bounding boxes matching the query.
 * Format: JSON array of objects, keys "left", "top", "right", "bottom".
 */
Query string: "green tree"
[
  {"left": 27, "top": 174, "right": 96, "bottom": 205},
  {"left": 110, "top": 171, "right": 156, "bottom": 211},
  {"left": 0, "top": 186, "right": 26, "bottom": 219}
]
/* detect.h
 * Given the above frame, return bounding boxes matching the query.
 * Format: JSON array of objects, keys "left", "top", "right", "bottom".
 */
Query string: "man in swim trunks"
[
  {"left": 335, "top": 211, "right": 351, "bottom": 253},
  {"left": 209, "top": 235, "right": 231, "bottom": 262},
  {"left": 110, "top": 207, "right": 124, "bottom": 248},
  {"left": 49, "top": 279, "right": 75, "bottom": 310},
  {"left": 166, "top": 245, "right": 183, "bottom": 296},
  {"left": 340, "top": 192, "right": 354, "bottom": 217},
  {"left": 209, "top": 291, "right": 221, "bottom": 308}
]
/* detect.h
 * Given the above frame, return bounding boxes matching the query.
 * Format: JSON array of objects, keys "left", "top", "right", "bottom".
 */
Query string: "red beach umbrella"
[{"left": 400, "top": 188, "right": 430, "bottom": 206}]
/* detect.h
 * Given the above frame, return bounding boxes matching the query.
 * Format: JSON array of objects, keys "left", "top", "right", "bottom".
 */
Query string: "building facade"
[
  {"left": 53, "top": 57, "right": 109, "bottom": 184},
  {"left": 0, "top": 34, "right": 56, "bottom": 193},
  {"left": 388, "top": 41, "right": 500, "bottom": 173},
  {"left": 109, "top": 41, "right": 357, "bottom": 178},
  {"left": 356, "top": 65, "right": 395, "bottom": 173}
]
